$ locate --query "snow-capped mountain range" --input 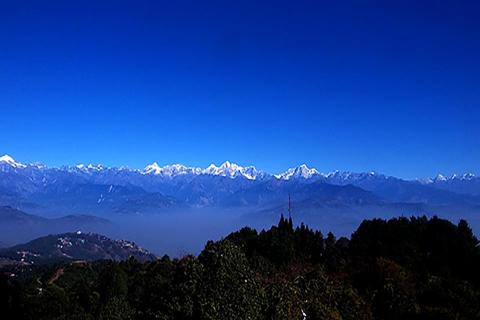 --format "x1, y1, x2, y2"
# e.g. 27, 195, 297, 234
0, 154, 479, 217
418, 173, 478, 184
2, 154, 475, 182
142, 160, 267, 180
